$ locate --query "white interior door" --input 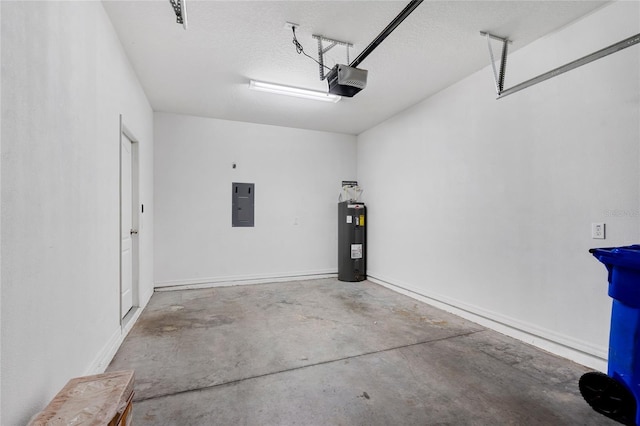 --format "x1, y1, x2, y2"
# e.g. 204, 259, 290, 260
121, 133, 134, 318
